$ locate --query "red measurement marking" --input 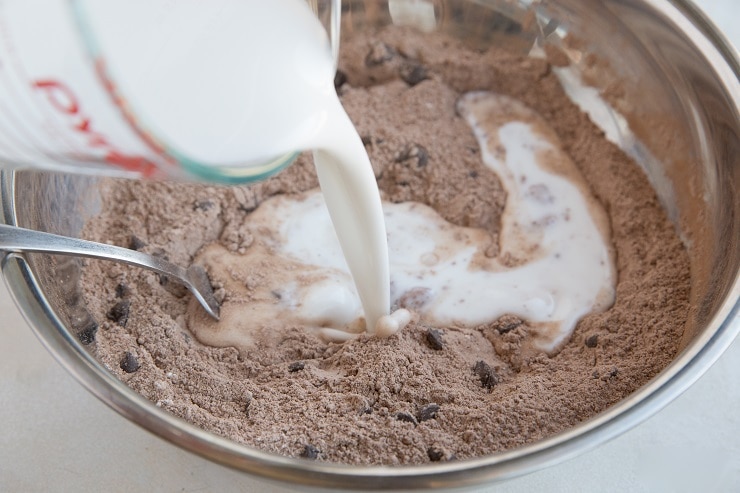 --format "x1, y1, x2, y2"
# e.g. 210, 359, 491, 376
94, 58, 174, 166
32, 79, 79, 114
31, 78, 158, 176
105, 151, 157, 171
